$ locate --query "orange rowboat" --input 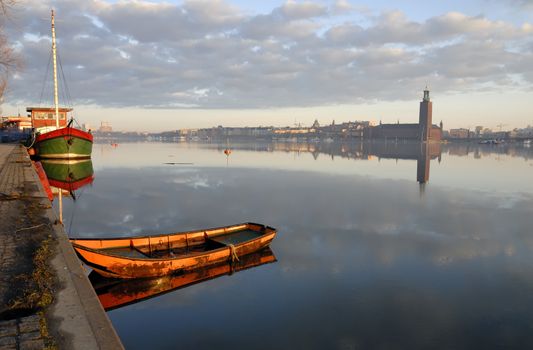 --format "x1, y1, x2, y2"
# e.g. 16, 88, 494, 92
70, 222, 277, 279
90, 248, 277, 311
